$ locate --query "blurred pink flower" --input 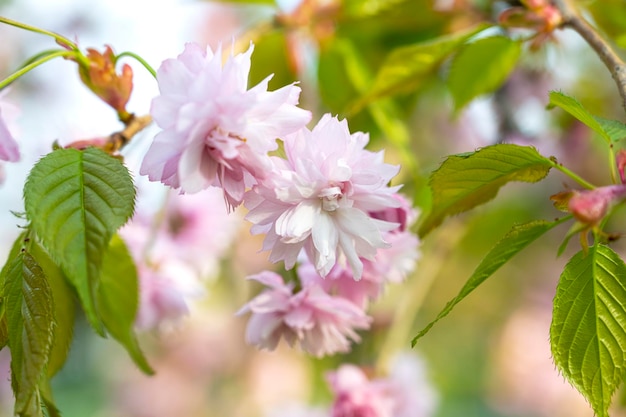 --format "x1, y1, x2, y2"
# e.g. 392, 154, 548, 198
140, 42, 311, 208
0, 95, 19, 163
245, 114, 401, 279
328, 354, 437, 417
134, 261, 195, 330
238, 270, 371, 357
120, 188, 239, 330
